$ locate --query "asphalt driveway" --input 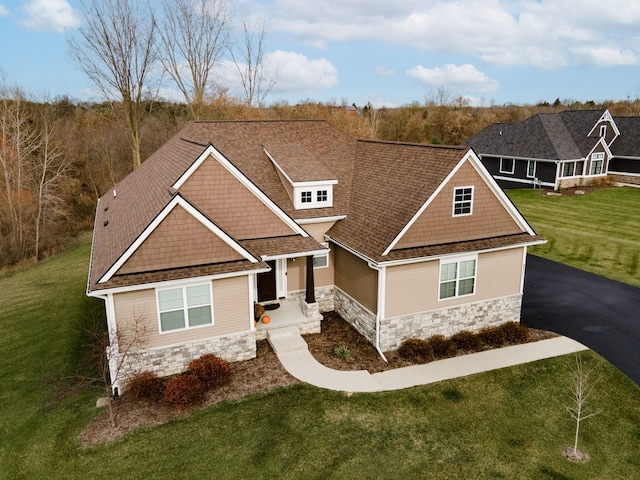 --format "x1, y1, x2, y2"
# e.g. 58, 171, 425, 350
521, 254, 640, 386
